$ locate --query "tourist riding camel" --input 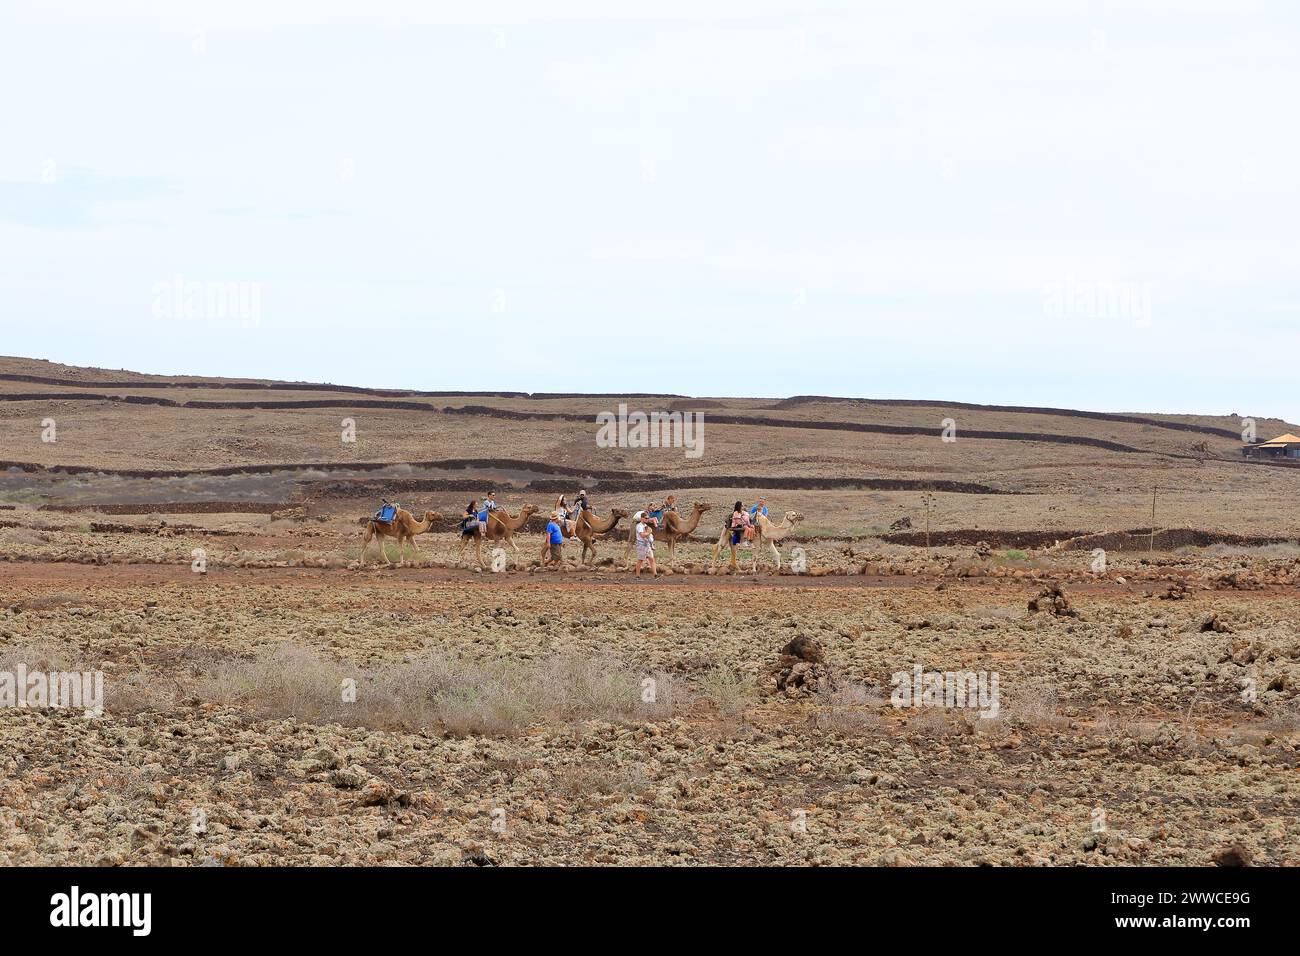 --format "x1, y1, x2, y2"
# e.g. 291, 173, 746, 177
623, 500, 711, 569
456, 500, 487, 567
572, 506, 628, 564
479, 490, 500, 536
711, 501, 752, 574
455, 501, 537, 567
749, 510, 805, 572
360, 505, 441, 567
710, 503, 804, 573
555, 495, 578, 535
